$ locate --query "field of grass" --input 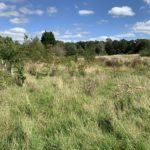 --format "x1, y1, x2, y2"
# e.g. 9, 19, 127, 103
0, 55, 150, 150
